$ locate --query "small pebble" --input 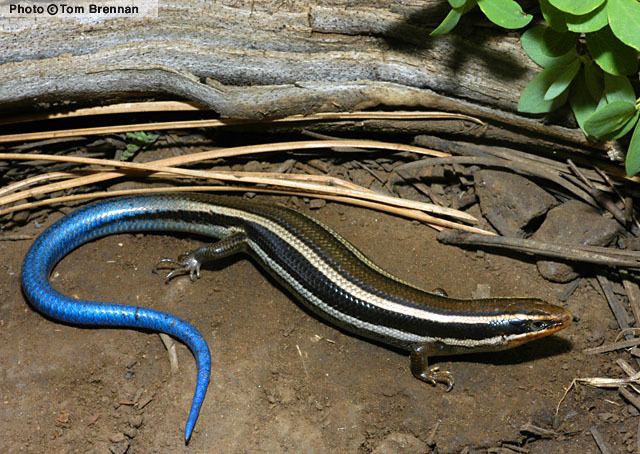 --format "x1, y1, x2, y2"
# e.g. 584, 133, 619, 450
243, 160, 262, 172
123, 427, 138, 439
309, 199, 326, 210
128, 415, 143, 428
109, 440, 129, 454
598, 412, 616, 422
371, 432, 427, 454
109, 433, 126, 443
